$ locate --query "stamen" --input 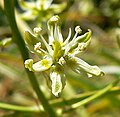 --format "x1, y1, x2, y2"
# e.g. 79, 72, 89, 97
59, 57, 66, 65
49, 16, 59, 23
75, 26, 82, 34
33, 27, 42, 35
63, 28, 71, 45
78, 42, 86, 51
34, 42, 41, 51
40, 35, 53, 55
